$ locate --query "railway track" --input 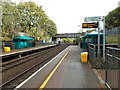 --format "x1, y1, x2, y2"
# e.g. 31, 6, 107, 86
2, 45, 56, 62
1, 44, 69, 89
2, 46, 53, 71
